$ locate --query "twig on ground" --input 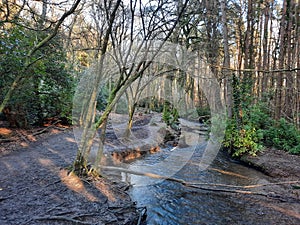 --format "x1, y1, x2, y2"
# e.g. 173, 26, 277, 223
137, 207, 147, 225
15, 130, 29, 143
22, 203, 65, 225
0, 138, 13, 142
0, 187, 29, 202
32, 120, 61, 136
45, 203, 65, 214
0, 194, 16, 202
43, 179, 61, 188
